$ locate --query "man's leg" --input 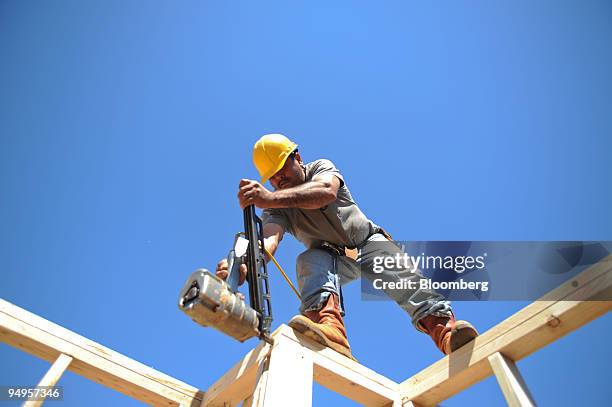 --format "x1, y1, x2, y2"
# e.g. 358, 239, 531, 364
294, 248, 344, 314
288, 248, 357, 361
359, 234, 478, 354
